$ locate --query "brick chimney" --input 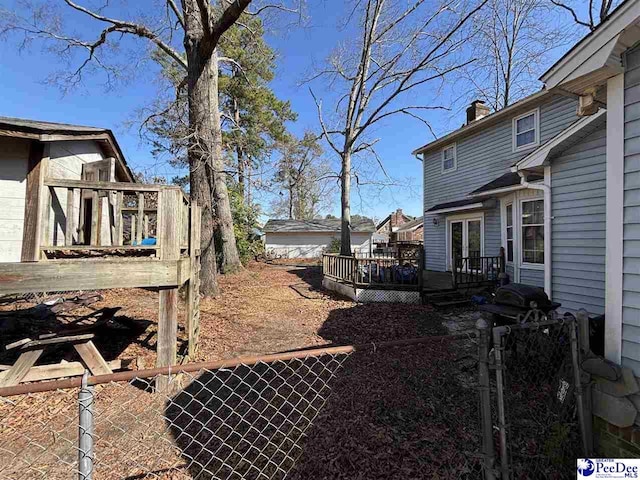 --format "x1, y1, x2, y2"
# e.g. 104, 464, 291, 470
390, 209, 404, 230
466, 100, 491, 124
